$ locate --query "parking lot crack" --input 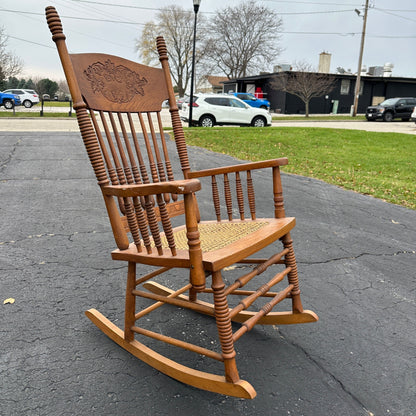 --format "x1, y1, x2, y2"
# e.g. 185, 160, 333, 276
0, 230, 109, 246
299, 250, 415, 265
277, 328, 373, 415
0, 138, 21, 174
